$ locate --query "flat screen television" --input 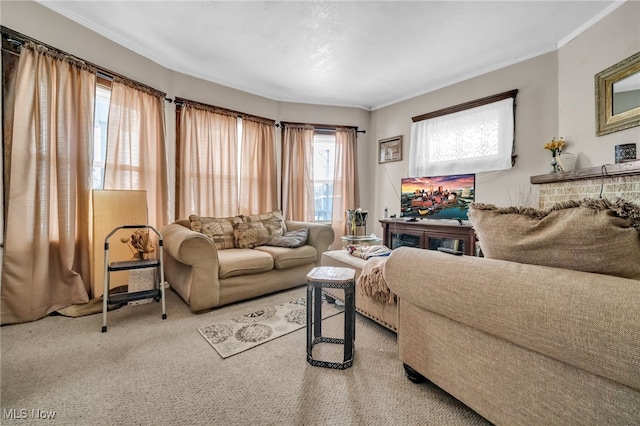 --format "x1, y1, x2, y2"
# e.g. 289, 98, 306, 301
400, 174, 475, 220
